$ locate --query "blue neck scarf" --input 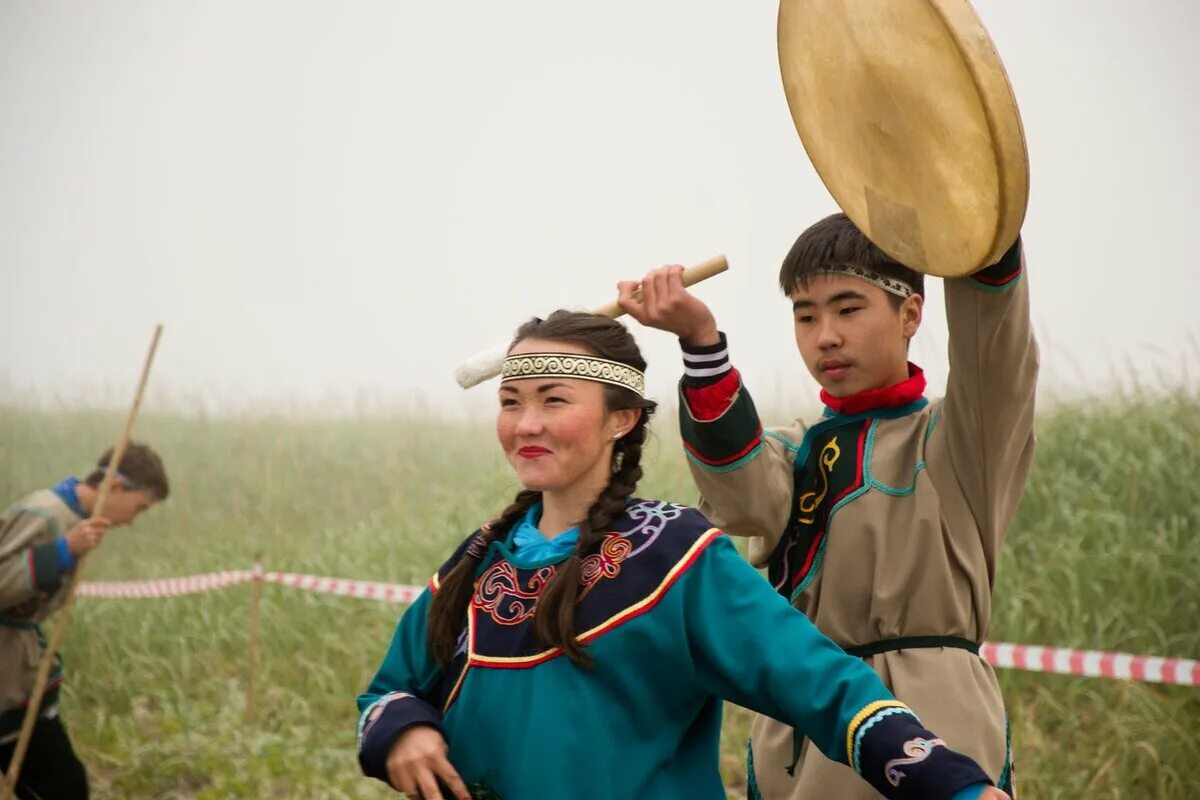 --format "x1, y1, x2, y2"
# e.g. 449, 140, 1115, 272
51, 477, 86, 518
510, 502, 579, 563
